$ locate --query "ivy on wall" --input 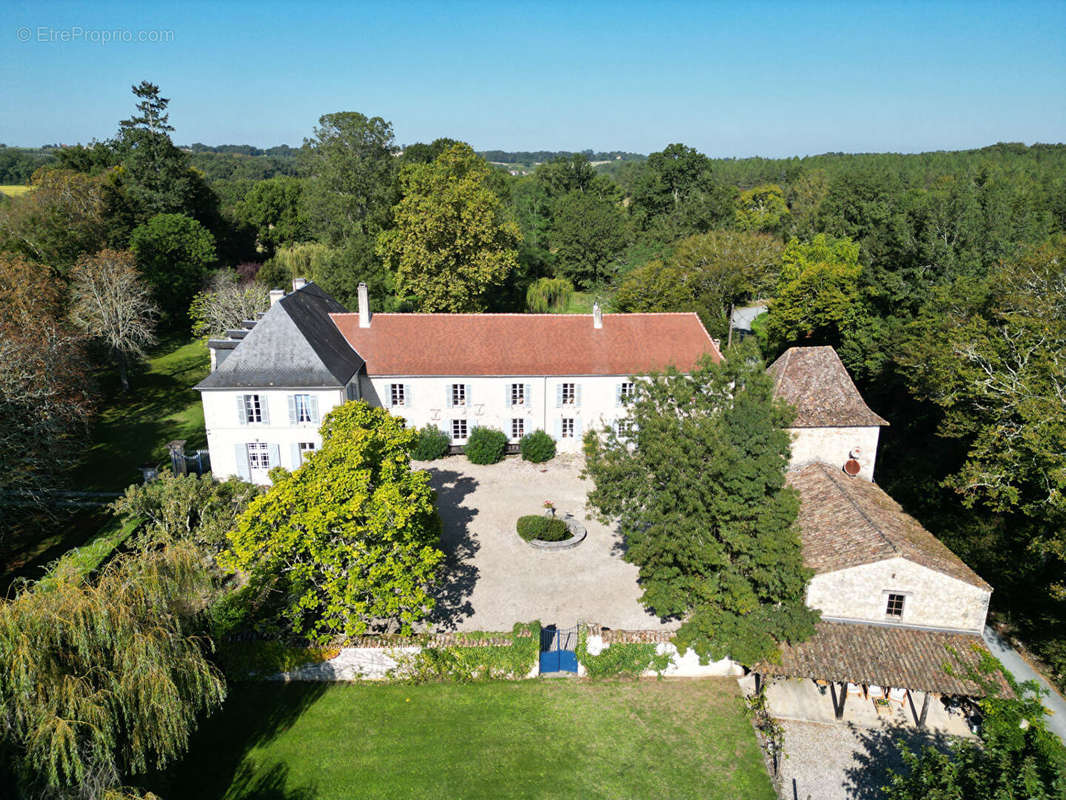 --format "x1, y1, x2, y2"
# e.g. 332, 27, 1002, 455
391, 622, 541, 683
576, 630, 671, 678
